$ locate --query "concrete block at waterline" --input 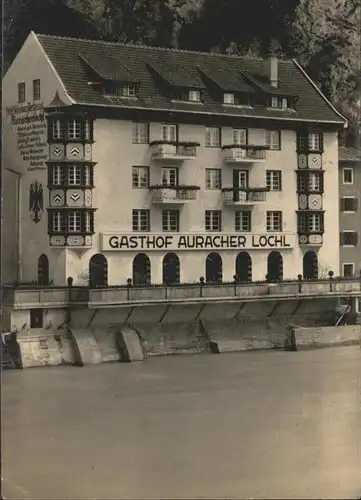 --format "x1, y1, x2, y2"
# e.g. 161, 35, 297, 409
91, 327, 121, 363
131, 322, 209, 356
70, 328, 102, 365
117, 326, 144, 361
17, 330, 72, 368
203, 318, 288, 353
288, 325, 361, 351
